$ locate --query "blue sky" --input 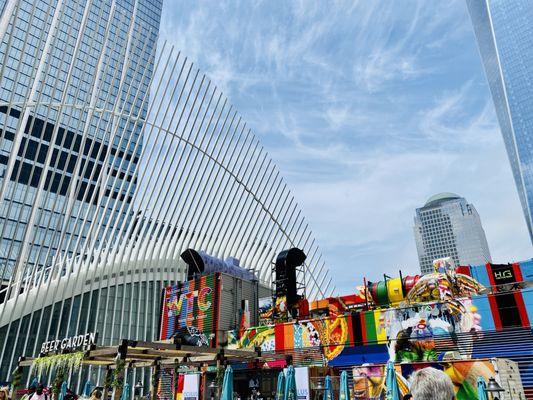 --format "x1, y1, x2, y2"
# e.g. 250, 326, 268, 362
160, 0, 531, 294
